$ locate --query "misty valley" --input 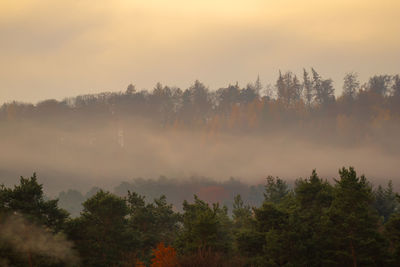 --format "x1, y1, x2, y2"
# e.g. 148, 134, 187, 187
2, 0, 400, 265
1, 70, 400, 266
